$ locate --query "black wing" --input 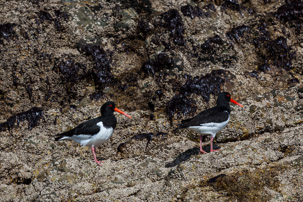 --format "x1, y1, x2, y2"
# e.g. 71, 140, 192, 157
179, 106, 229, 128
55, 117, 101, 140
72, 117, 102, 135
